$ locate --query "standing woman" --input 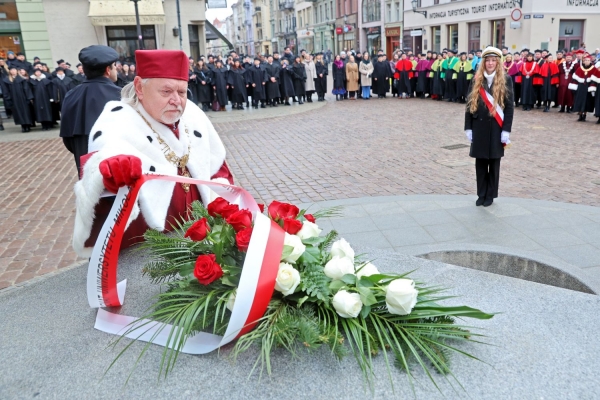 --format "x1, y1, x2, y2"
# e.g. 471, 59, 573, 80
464, 47, 514, 207
345, 55, 359, 99
359, 52, 373, 99
503, 54, 520, 106
195, 60, 212, 111
292, 56, 306, 104
538, 54, 559, 112
430, 53, 445, 101
303, 54, 316, 102
227, 59, 248, 110
331, 55, 346, 100
314, 53, 328, 102
519, 53, 538, 111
